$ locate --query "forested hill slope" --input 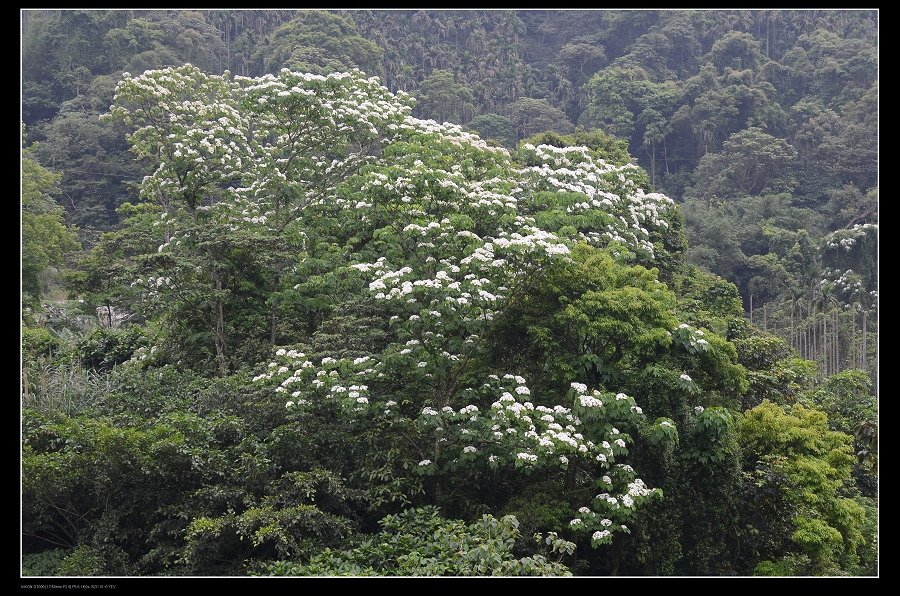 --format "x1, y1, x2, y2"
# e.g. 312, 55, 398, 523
21, 10, 877, 578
